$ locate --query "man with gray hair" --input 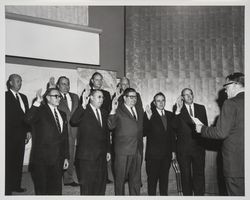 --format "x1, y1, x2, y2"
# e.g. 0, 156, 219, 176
196, 72, 244, 196
5, 74, 31, 195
